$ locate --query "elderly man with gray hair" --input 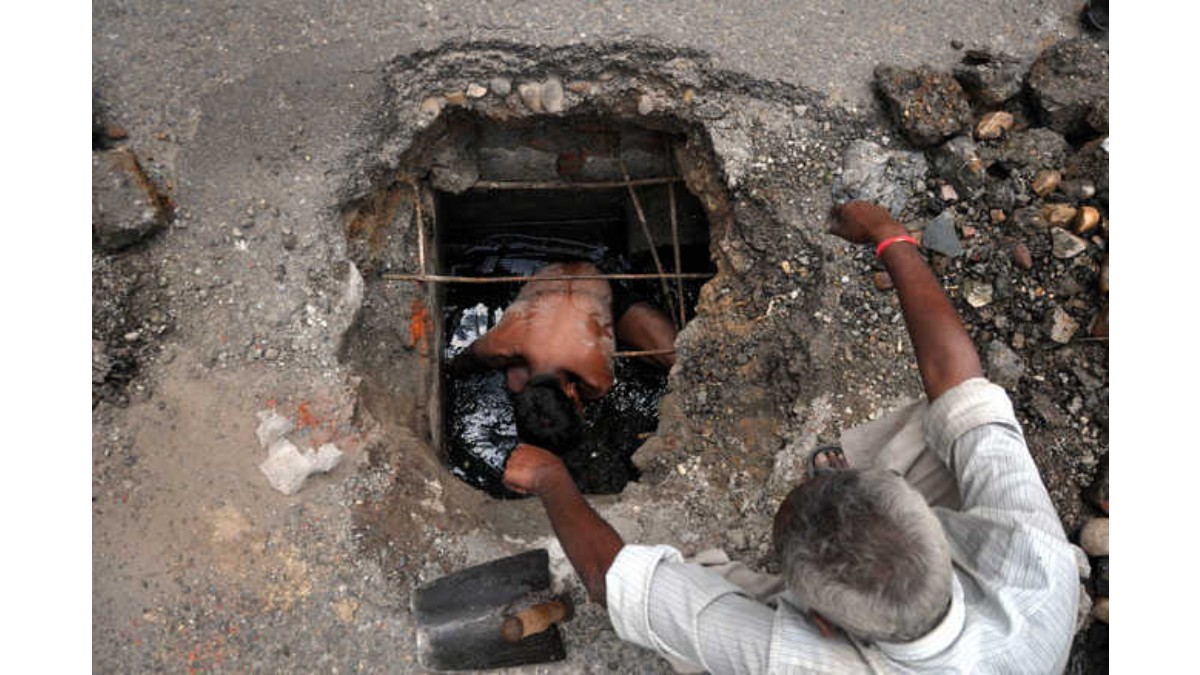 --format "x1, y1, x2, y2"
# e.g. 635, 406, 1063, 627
502, 201, 1079, 673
